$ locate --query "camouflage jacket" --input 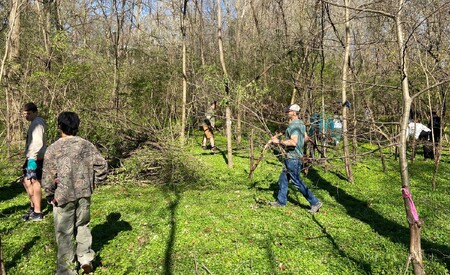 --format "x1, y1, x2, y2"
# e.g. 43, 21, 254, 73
42, 136, 108, 206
